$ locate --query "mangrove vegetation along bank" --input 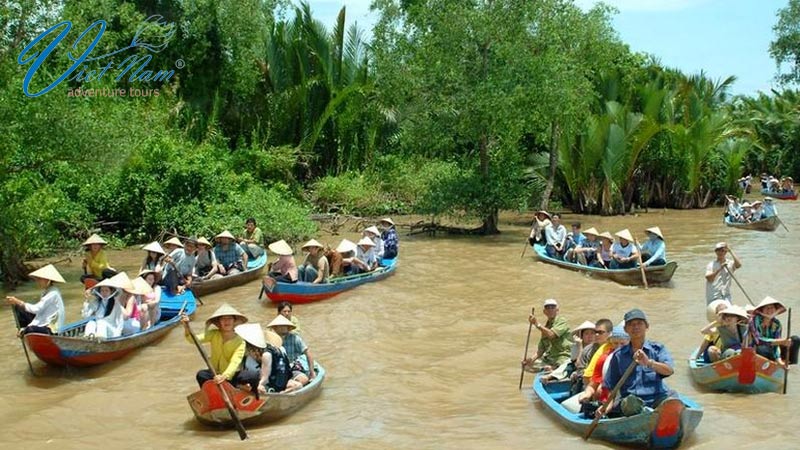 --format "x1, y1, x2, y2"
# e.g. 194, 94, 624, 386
2, 0, 800, 286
